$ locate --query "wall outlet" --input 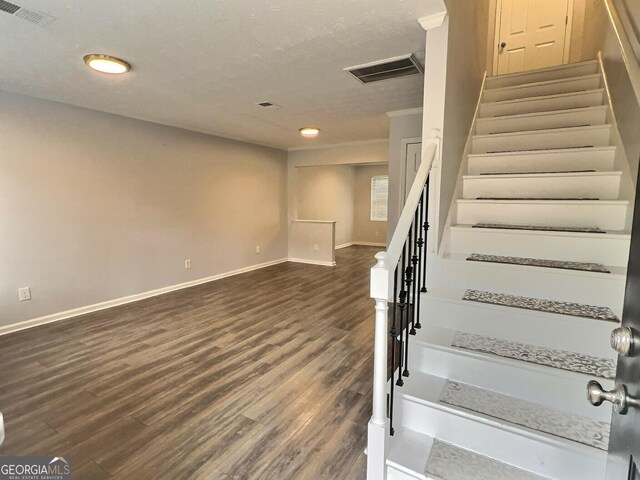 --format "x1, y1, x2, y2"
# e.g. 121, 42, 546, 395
313, 244, 319, 252
18, 287, 31, 302
184, 259, 191, 269
256, 246, 261, 254
375, 230, 379, 237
